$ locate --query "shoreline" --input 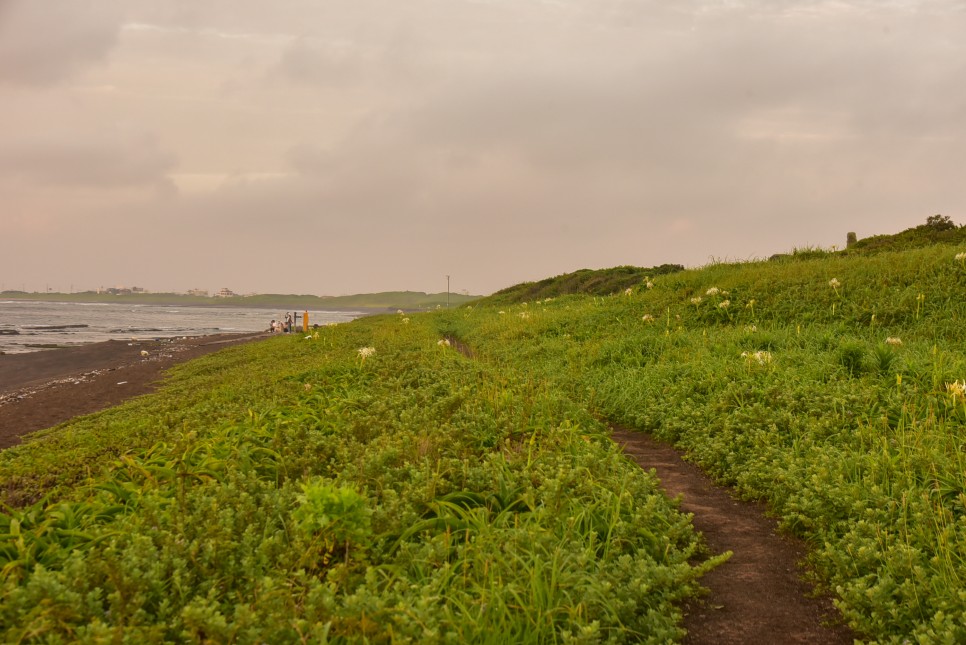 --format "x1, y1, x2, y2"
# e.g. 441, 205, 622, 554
1, 294, 474, 311
0, 331, 270, 449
